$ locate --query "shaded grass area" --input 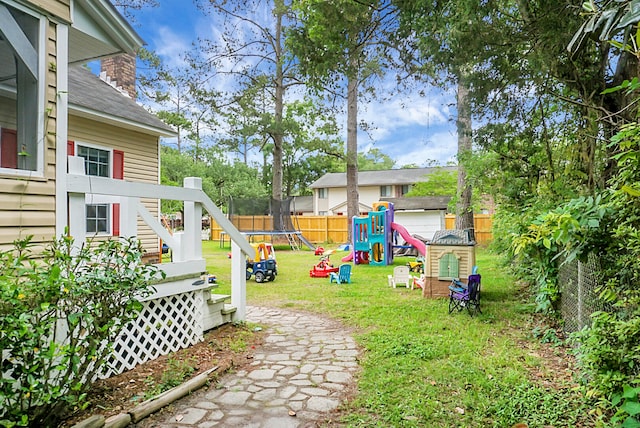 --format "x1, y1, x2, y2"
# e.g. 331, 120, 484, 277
203, 241, 589, 427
